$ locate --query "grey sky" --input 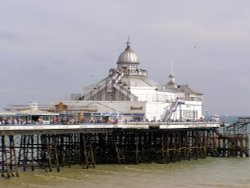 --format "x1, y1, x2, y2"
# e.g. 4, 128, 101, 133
0, 0, 250, 115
